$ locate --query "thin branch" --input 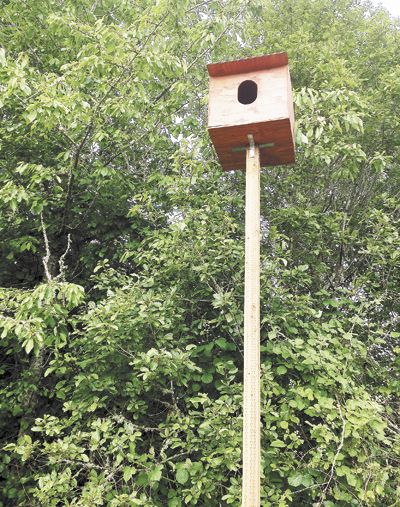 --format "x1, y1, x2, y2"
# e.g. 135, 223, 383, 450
316, 400, 347, 507
40, 212, 52, 282
57, 234, 72, 281
153, 11, 239, 104
102, 7, 244, 167
92, 13, 170, 114
61, 121, 94, 233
